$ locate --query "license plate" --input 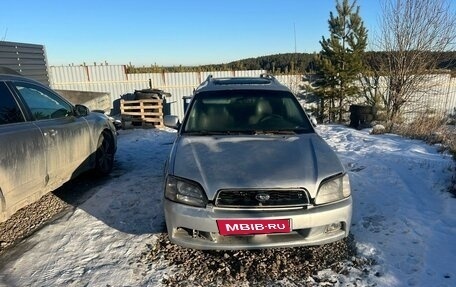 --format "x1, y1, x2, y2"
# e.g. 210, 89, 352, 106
217, 219, 291, 236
